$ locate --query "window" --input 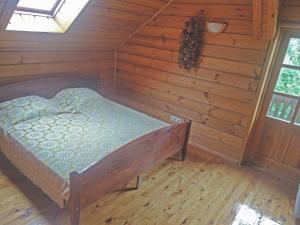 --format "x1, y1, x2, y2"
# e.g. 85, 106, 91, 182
16, 0, 63, 16
267, 38, 300, 125
6, 0, 90, 33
